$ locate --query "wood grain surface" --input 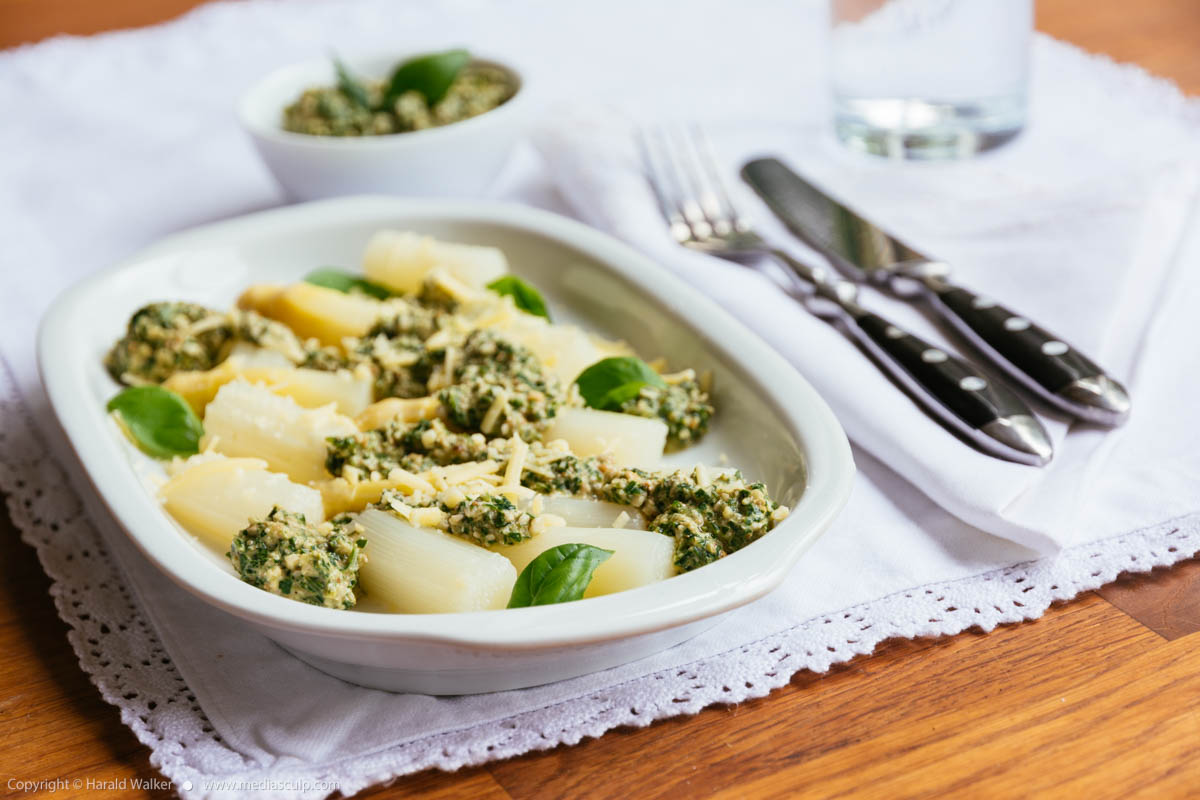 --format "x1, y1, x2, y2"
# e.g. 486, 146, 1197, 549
3, 1, 1200, 798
